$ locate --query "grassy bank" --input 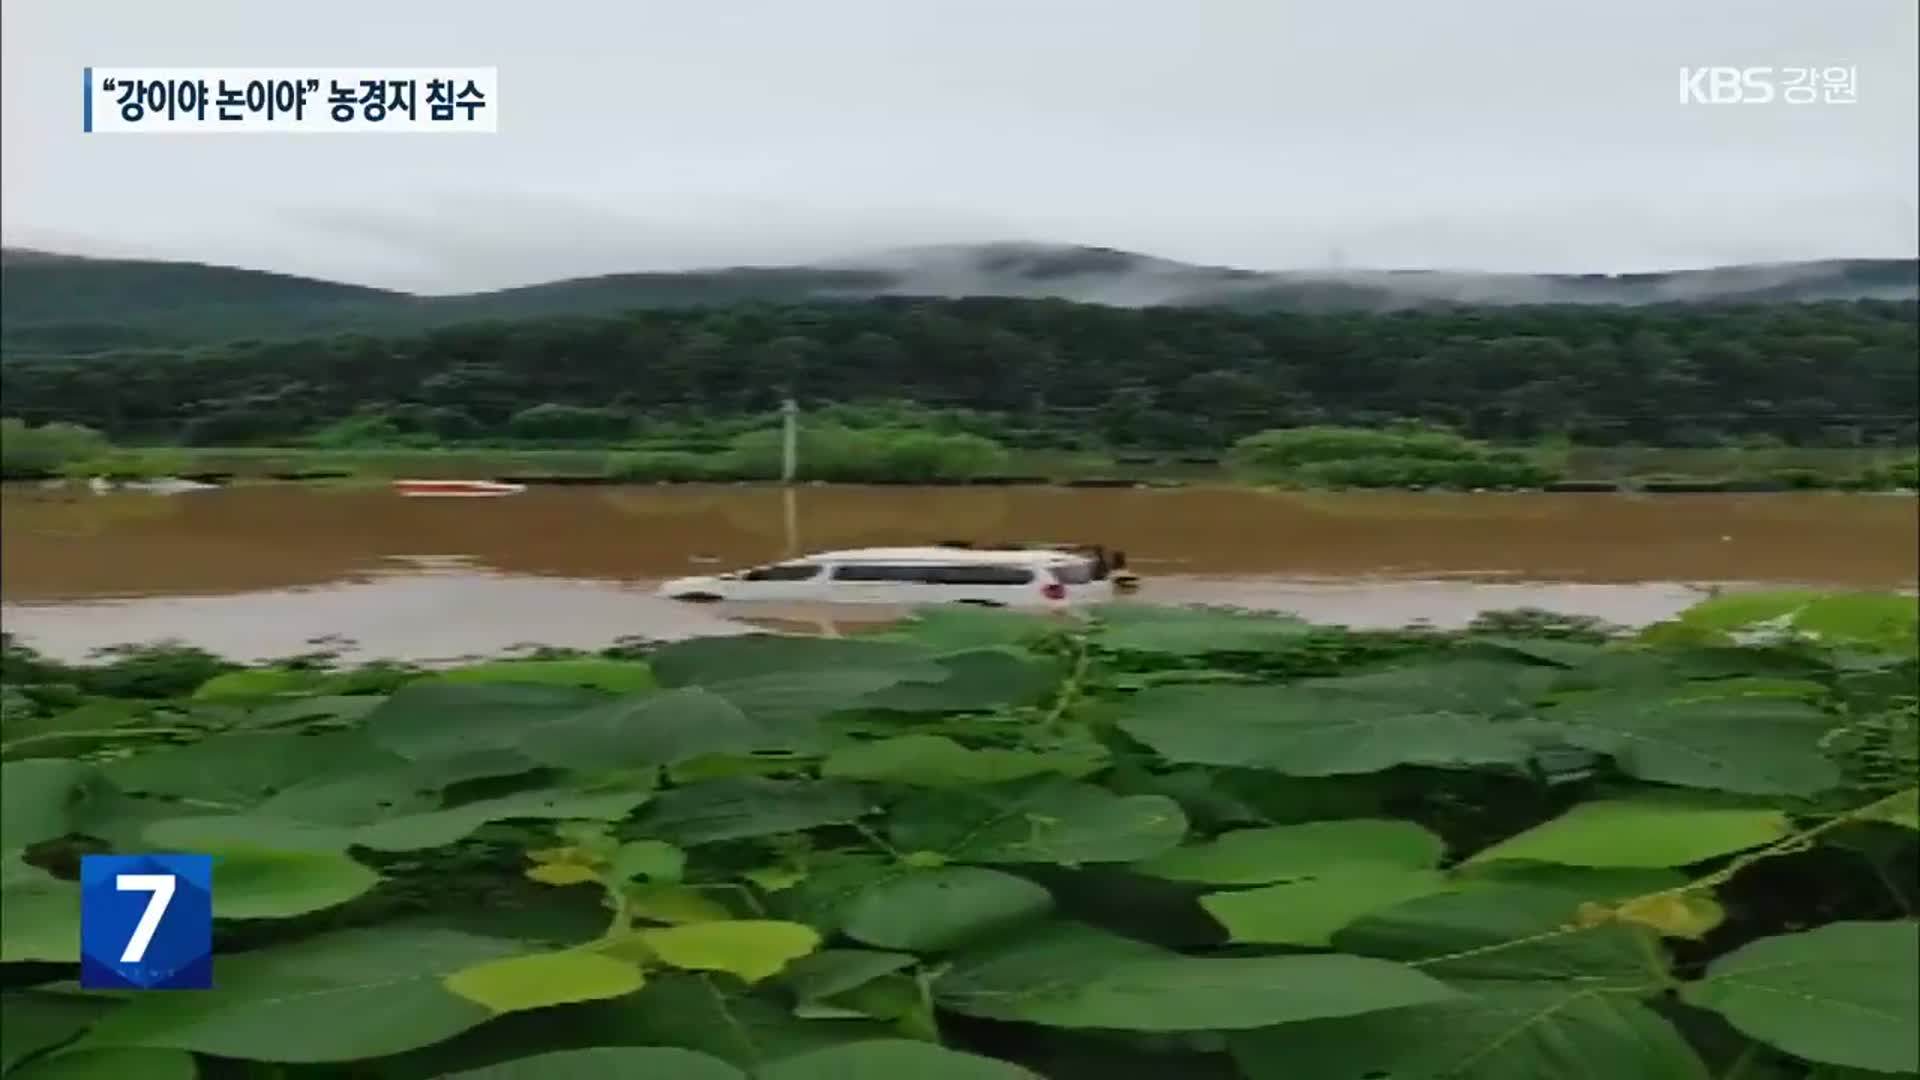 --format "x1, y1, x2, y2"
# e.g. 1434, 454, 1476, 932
1, 593, 1915, 1079
5, 417, 1915, 490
